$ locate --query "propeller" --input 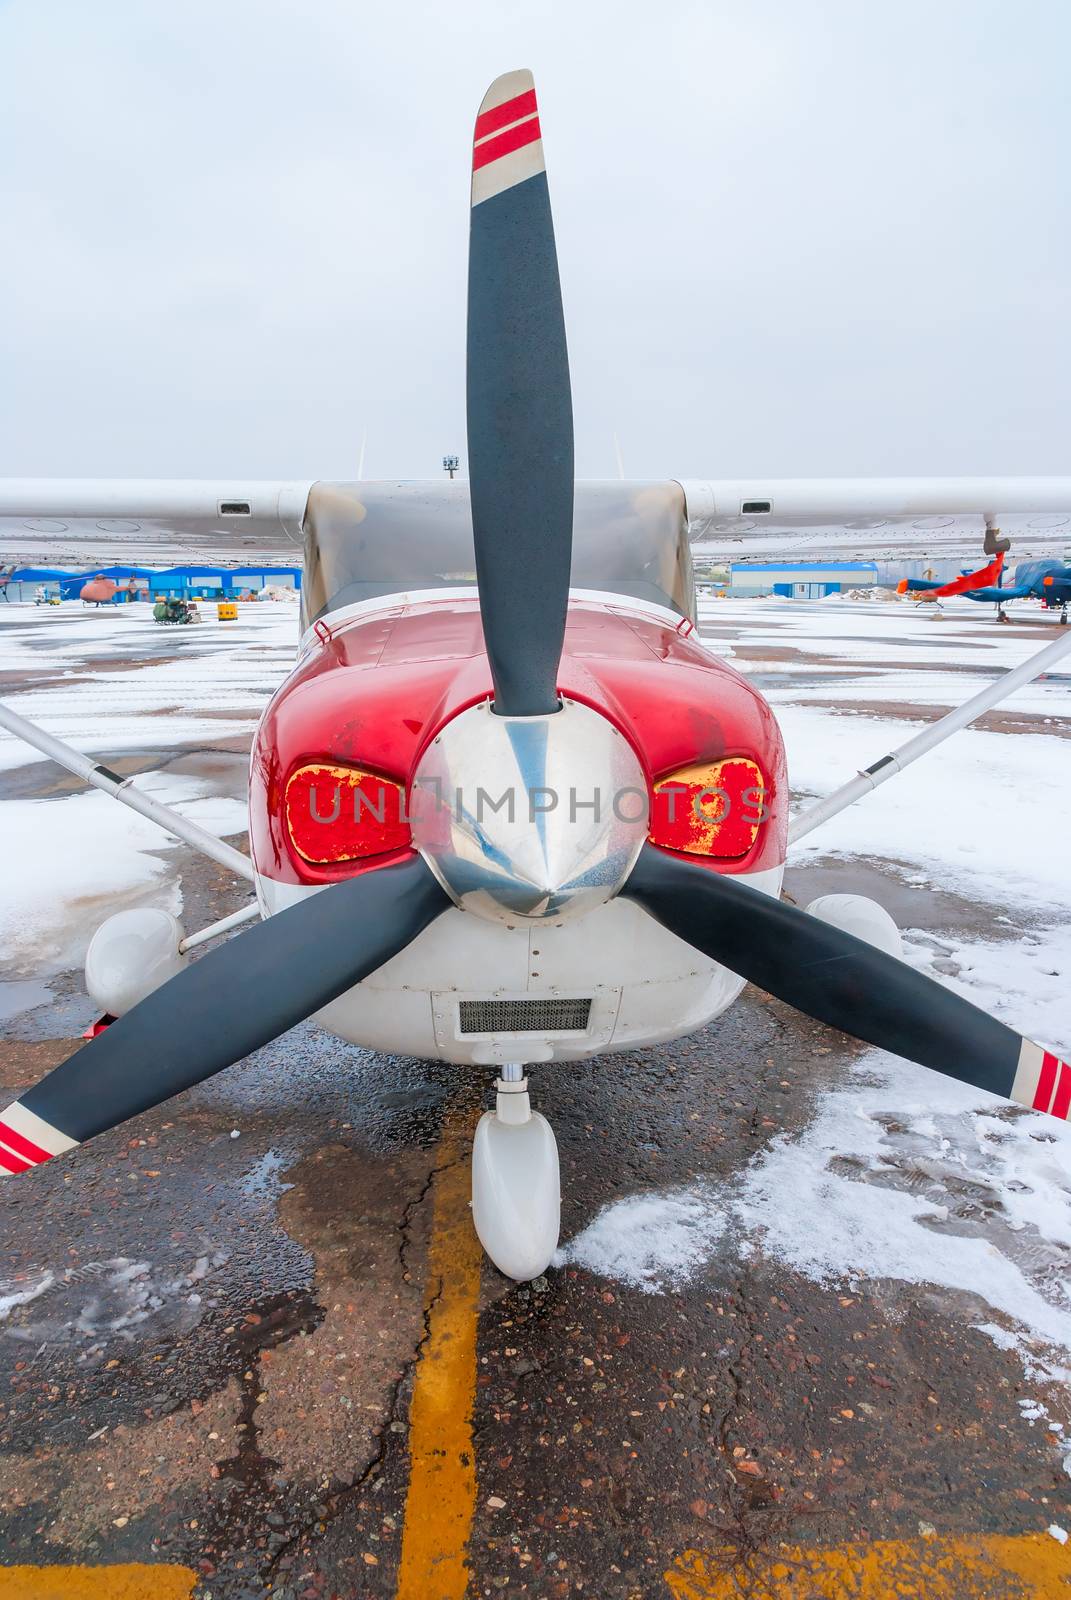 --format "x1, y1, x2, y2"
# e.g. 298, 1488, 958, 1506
466, 69, 574, 717
1, 67, 576, 1180
0, 857, 449, 1176
624, 843, 1070, 1120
